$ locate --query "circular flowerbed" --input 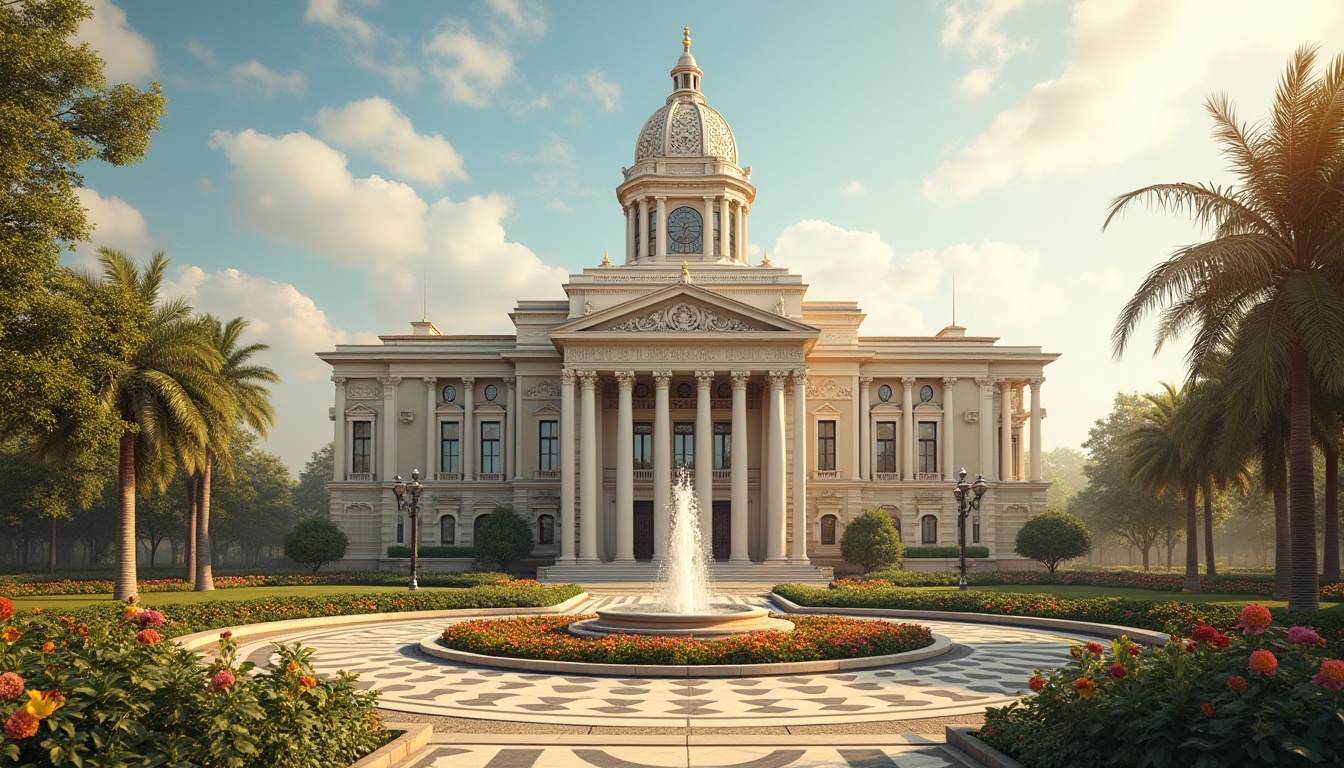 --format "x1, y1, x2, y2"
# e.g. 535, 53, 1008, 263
438, 613, 933, 665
